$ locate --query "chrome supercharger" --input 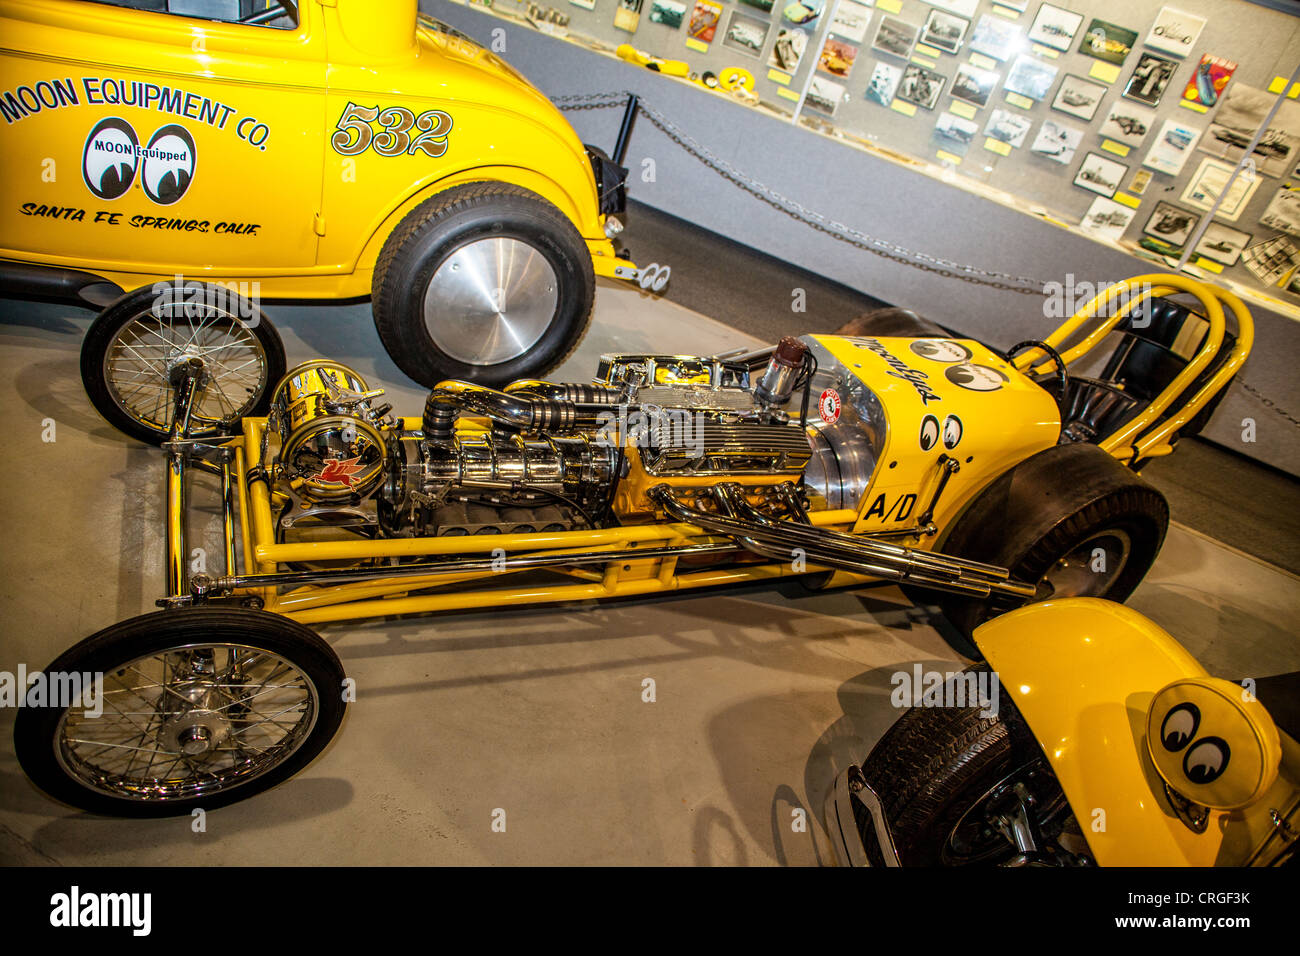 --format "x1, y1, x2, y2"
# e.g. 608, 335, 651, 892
267, 360, 391, 510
